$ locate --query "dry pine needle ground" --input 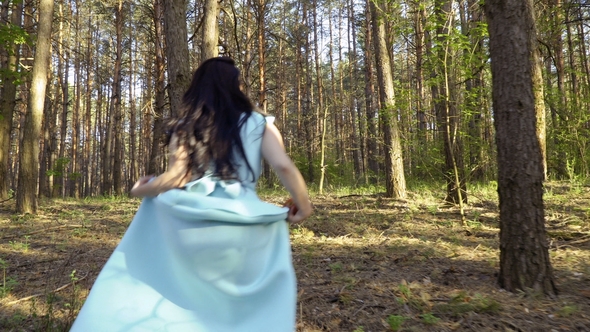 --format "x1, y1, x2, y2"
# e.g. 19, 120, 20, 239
1, 182, 589, 331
